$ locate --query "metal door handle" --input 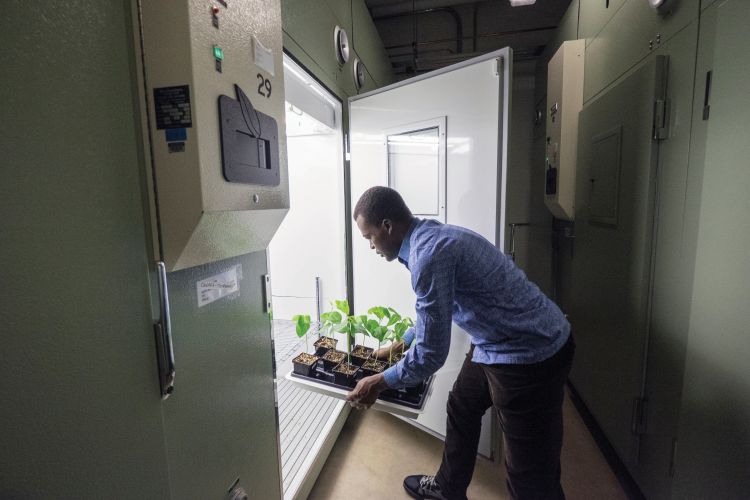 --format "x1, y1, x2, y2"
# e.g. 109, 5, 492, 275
508, 222, 530, 261
155, 261, 175, 399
